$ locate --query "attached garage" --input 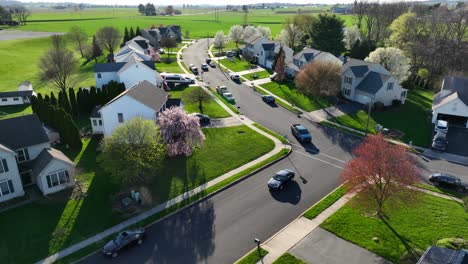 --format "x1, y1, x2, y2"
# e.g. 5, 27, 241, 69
432, 76, 468, 128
